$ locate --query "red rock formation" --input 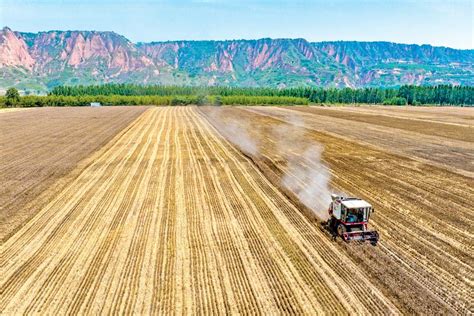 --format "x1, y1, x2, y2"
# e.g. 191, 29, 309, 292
0, 27, 34, 69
